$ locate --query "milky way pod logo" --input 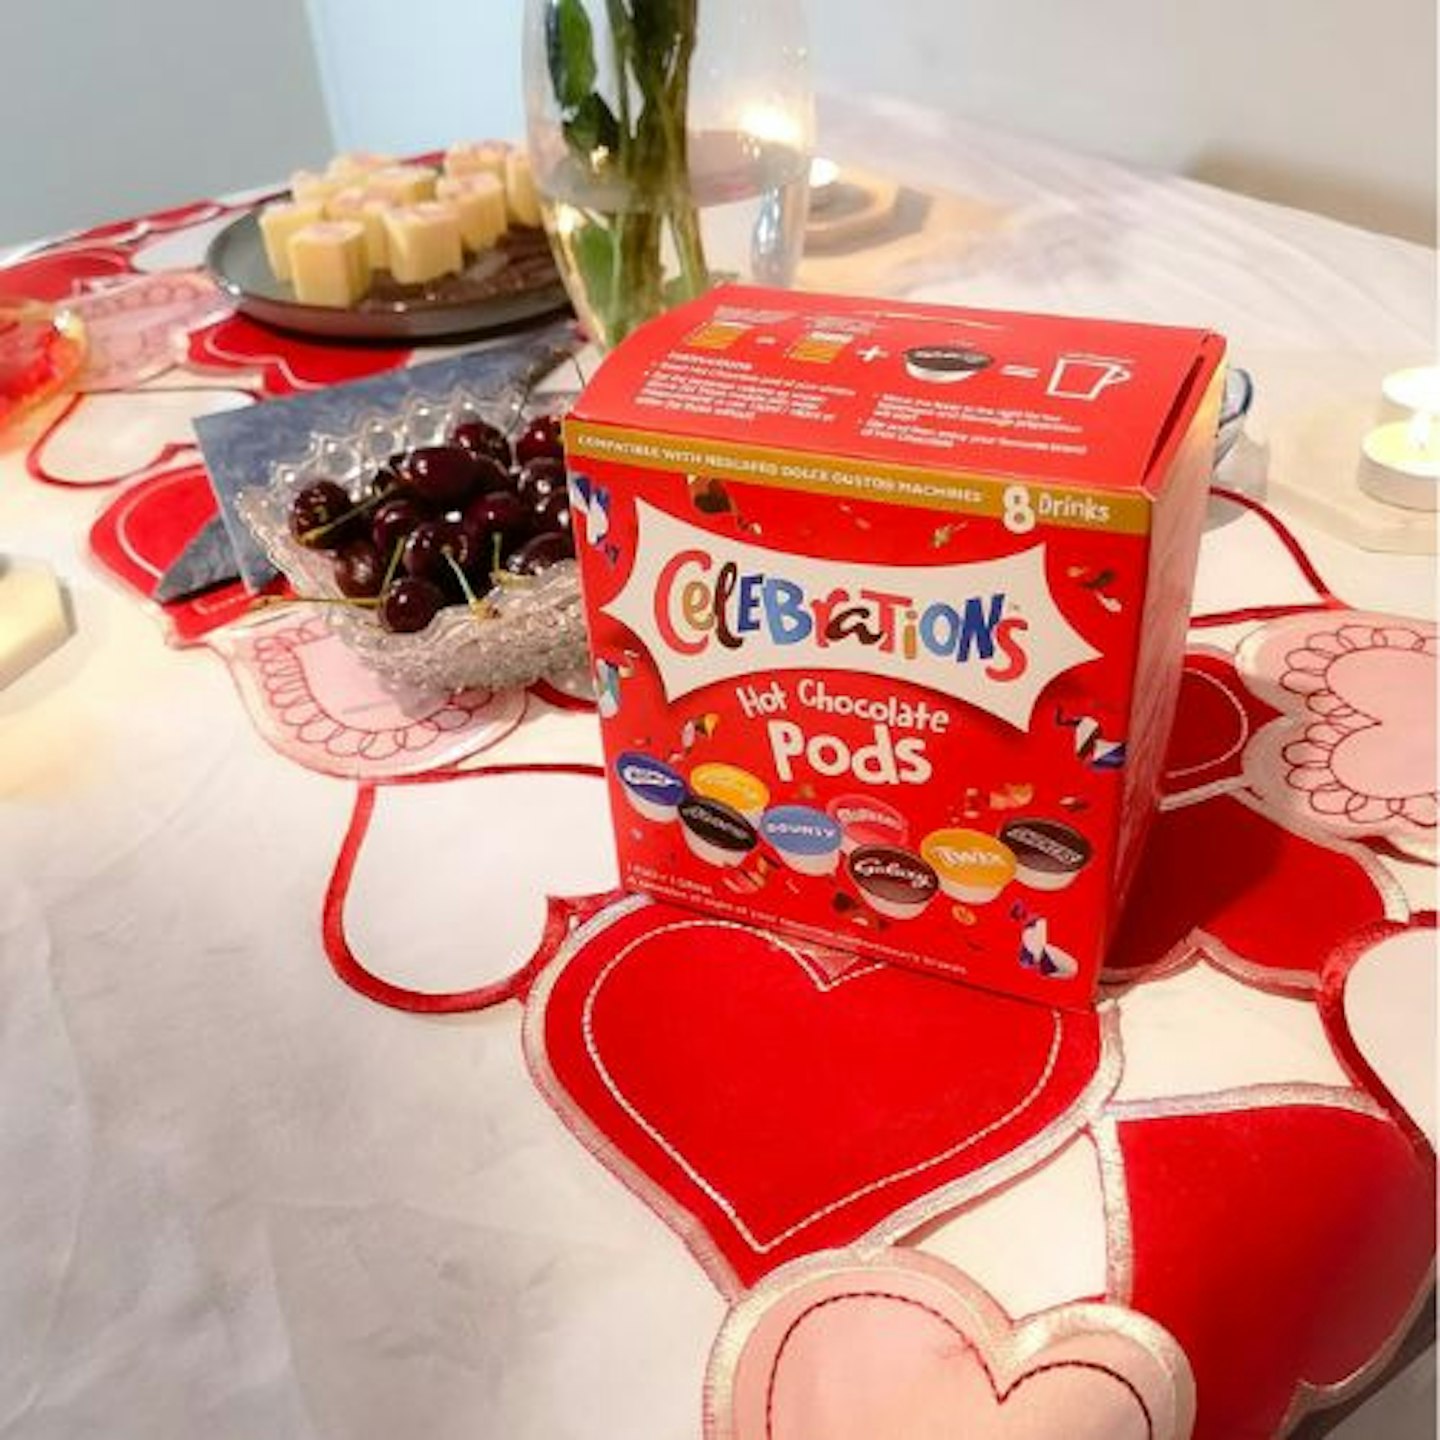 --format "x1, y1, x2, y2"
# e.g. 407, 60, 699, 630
603, 501, 1100, 728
